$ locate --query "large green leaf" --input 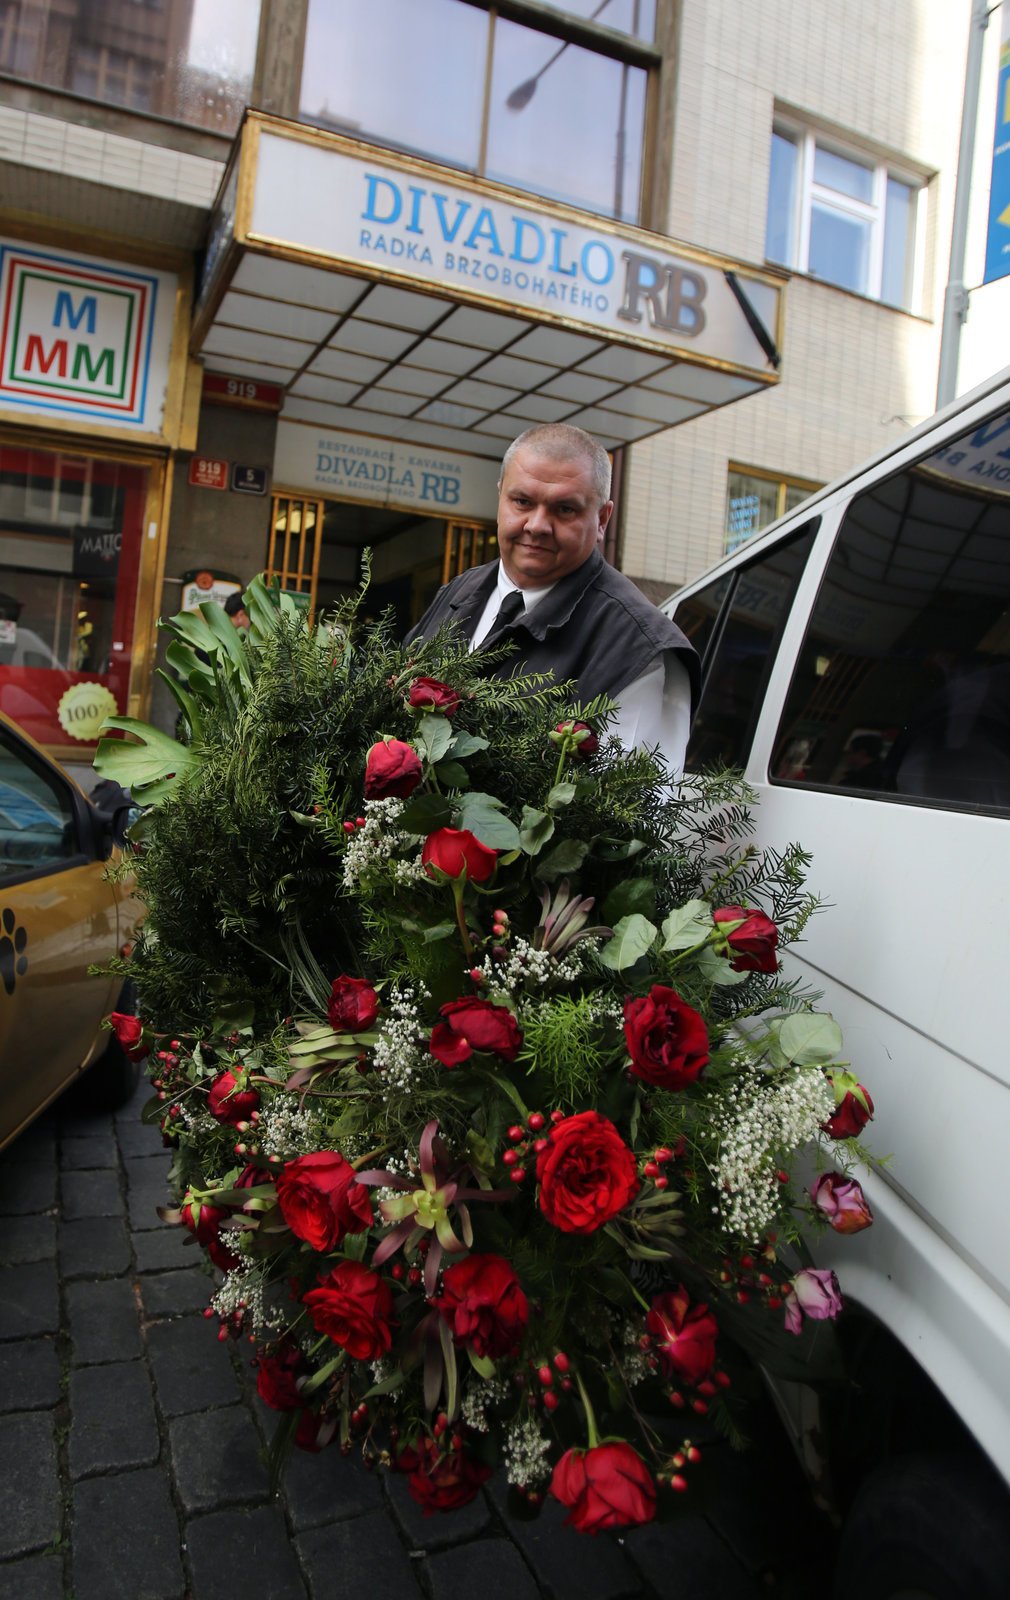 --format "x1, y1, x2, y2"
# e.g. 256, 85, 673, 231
695, 944, 749, 987
154, 667, 204, 742
94, 718, 198, 803
457, 791, 520, 850
598, 913, 657, 971
418, 713, 452, 765
777, 1011, 843, 1065
660, 899, 712, 951
448, 731, 489, 759
602, 877, 656, 924
519, 805, 555, 856
399, 792, 453, 834
534, 838, 590, 881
